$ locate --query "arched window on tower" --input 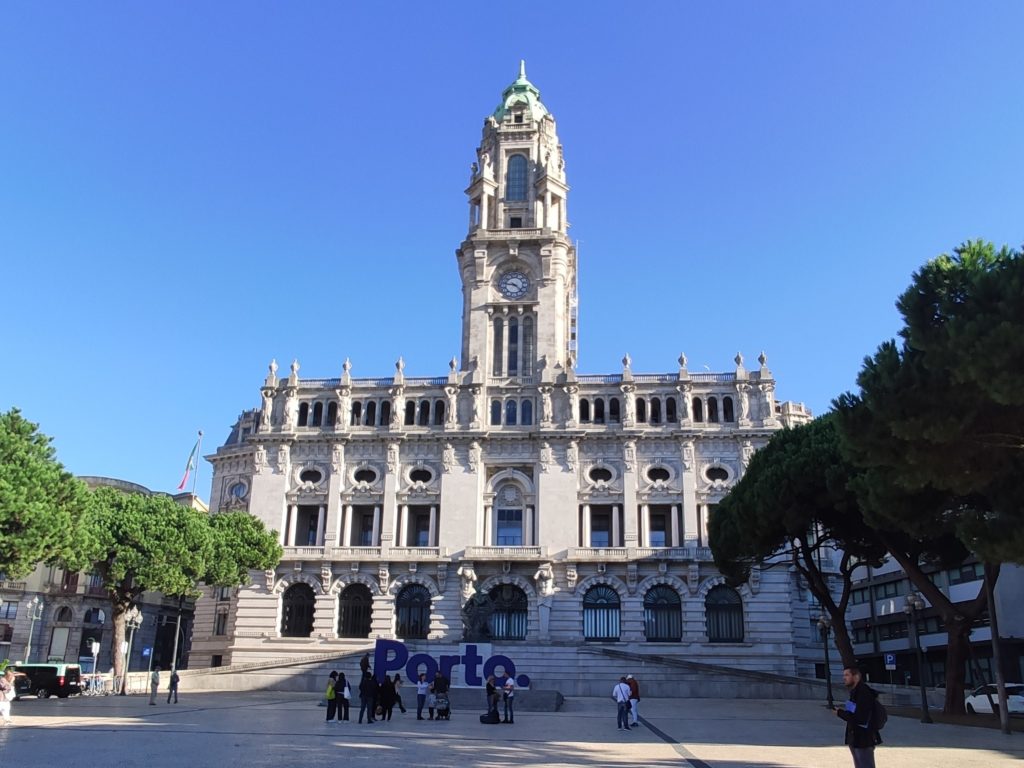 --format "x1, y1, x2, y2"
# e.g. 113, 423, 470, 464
507, 317, 519, 376
311, 402, 323, 427
280, 583, 315, 638
707, 397, 719, 423
491, 400, 502, 426
636, 398, 647, 423
351, 401, 362, 426
609, 398, 621, 423
723, 396, 735, 422
506, 154, 528, 202
493, 317, 504, 377
583, 585, 621, 641
594, 398, 605, 424
650, 397, 662, 425
327, 402, 338, 426
521, 399, 533, 425
298, 402, 309, 427
365, 401, 377, 426
692, 397, 703, 423
405, 400, 416, 426
380, 401, 391, 426
418, 400, 430, 427
433, 401, 445, 426
666, 397, 677, 423
580, 399, 591, 423
522, 316, 534, 377
506, 399, 518, 426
